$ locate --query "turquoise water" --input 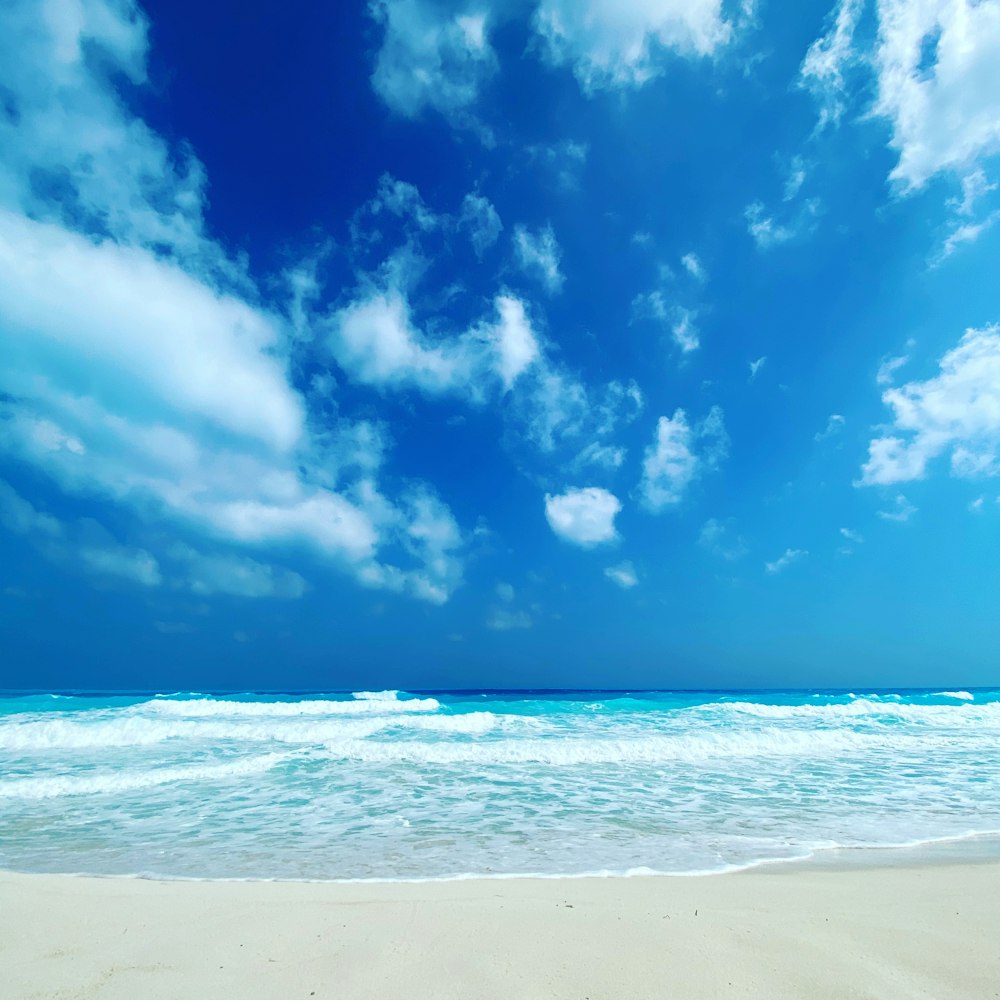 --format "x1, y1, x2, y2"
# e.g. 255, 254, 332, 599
2, 688, 1000, 880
